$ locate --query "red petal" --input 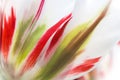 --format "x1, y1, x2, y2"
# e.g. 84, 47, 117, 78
2, 7, 16, 60
64, 57, 101, 75
22, 13, 72, 72
31, 0, 45, 26
69, 65, 94, 74
45, 17, 71, 59
83, 57, 101, 65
